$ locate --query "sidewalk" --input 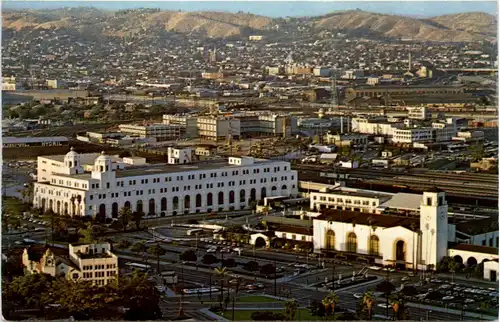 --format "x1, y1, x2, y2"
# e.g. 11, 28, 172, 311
436, 273, 499, 286
406, 302, 497, 320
